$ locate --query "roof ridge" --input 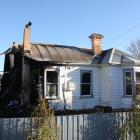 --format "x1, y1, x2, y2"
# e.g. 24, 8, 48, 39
31, 42, 84, 49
